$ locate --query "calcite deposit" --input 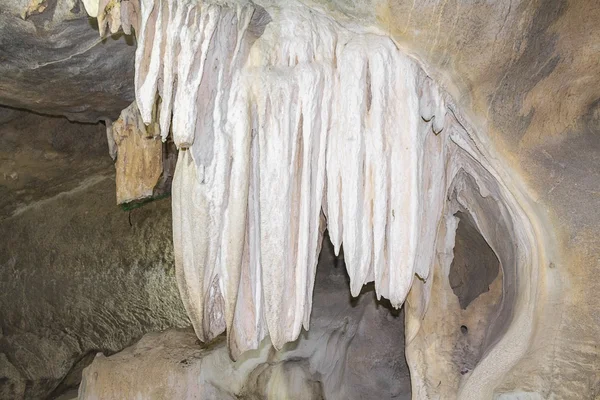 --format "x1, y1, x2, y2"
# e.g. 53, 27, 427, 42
1, 0, 599, 398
